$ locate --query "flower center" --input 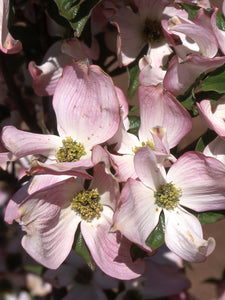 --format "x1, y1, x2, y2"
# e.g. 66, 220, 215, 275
56, 137, 86, 162
142, 18, 164, 43
154, 182, 181, 210
133, 140, 155, 154
74, 265, 93, 285
71, 189, 103, 222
